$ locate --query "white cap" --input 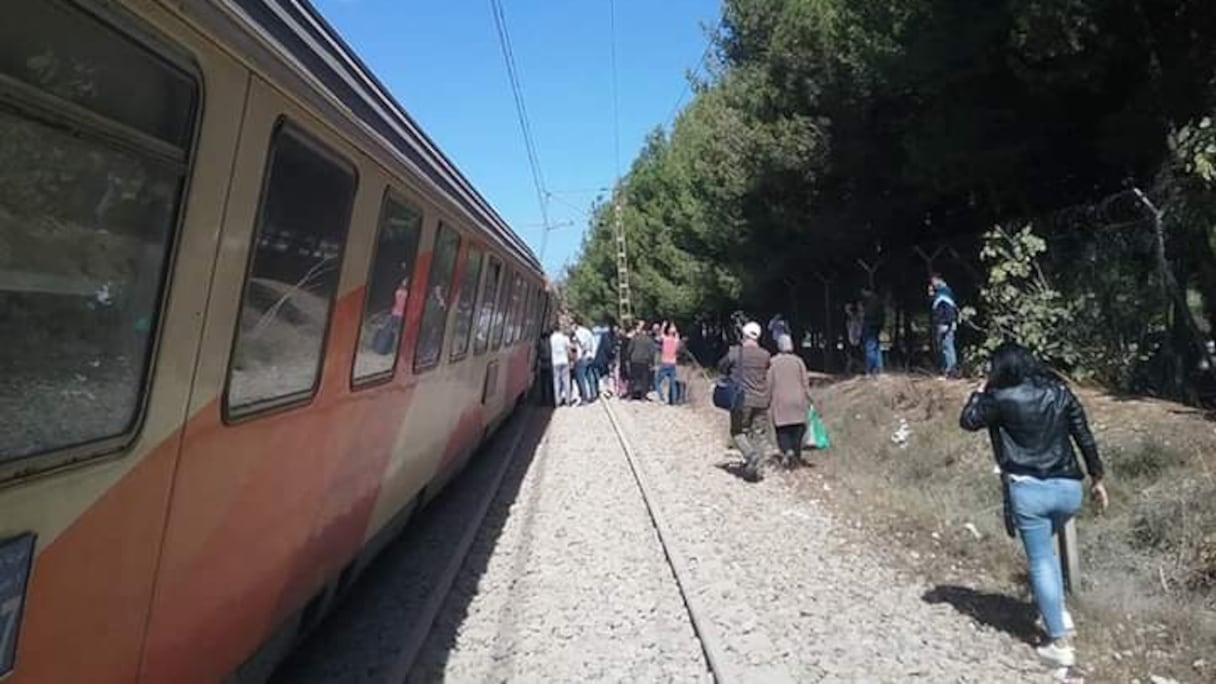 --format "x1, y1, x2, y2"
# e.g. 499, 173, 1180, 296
743, 322, 762, 340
